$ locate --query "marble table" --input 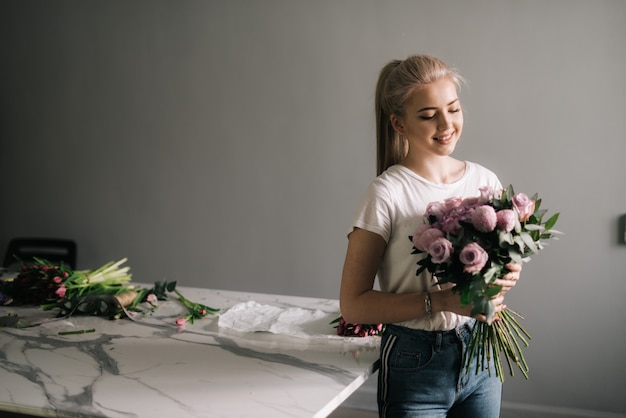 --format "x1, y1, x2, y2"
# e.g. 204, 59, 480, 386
0, 287, 380, 417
